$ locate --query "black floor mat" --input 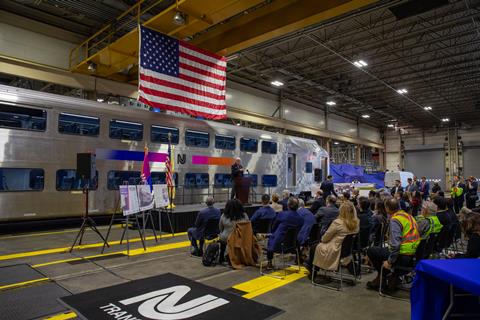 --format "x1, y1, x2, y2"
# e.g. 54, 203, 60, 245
61, 273, 282, 320
0, 281, 71, 320
0, 264, 47, 287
